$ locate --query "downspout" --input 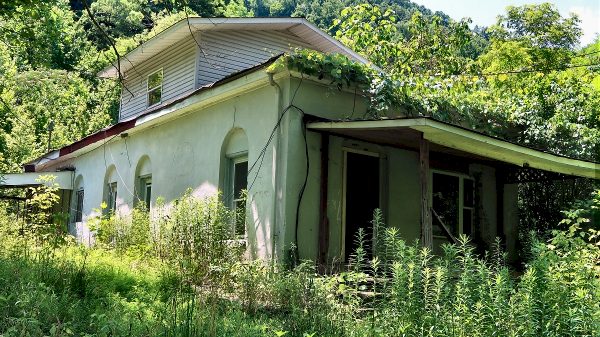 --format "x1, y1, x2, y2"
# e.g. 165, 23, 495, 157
269, 72, 283, 264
